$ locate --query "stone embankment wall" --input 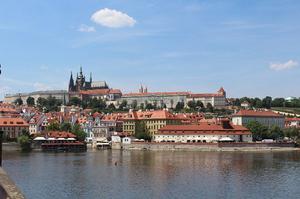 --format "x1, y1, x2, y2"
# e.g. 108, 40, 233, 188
115, 142, 296, 151
2, 143, 21, 151
0, 168, 25, 199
